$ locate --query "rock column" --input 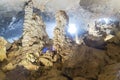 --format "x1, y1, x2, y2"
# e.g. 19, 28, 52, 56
53, 10, 72, 62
